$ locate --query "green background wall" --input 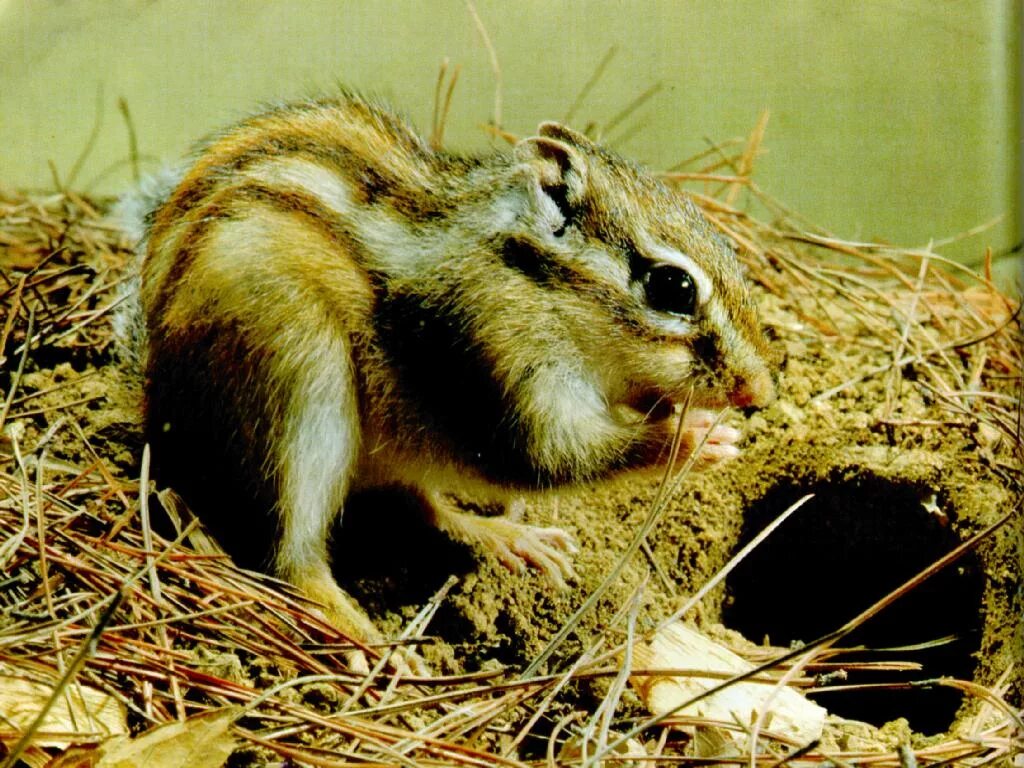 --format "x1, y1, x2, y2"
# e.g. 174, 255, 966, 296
1, 1, 1019, 280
